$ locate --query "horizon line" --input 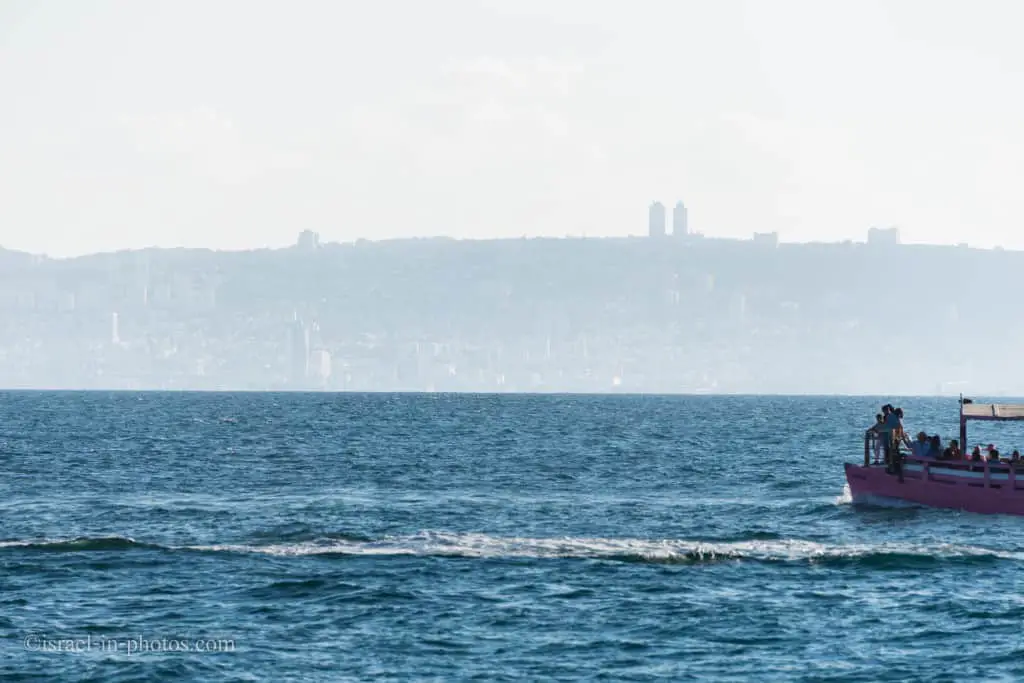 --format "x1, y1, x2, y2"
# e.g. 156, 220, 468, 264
0, 233, 1004, 262
0, 388, 1015, 399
